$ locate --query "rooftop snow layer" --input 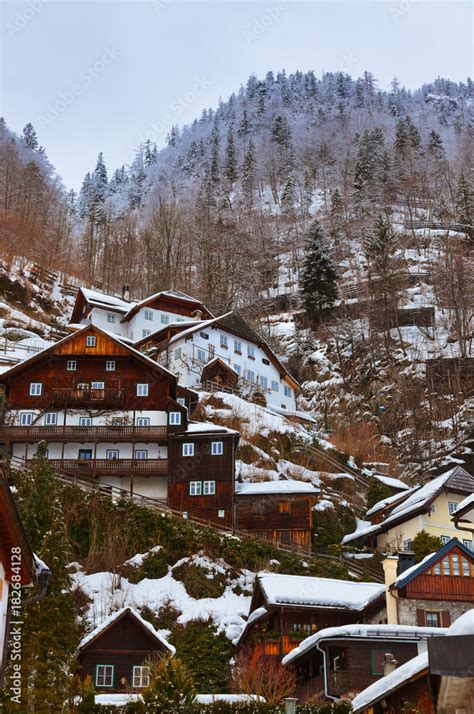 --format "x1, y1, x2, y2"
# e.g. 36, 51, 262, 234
257, 573, 384, 609
373, 473, 410, 491
78, 606, 175, 654
235, 480, 318, 496
351, 652, 428, 712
